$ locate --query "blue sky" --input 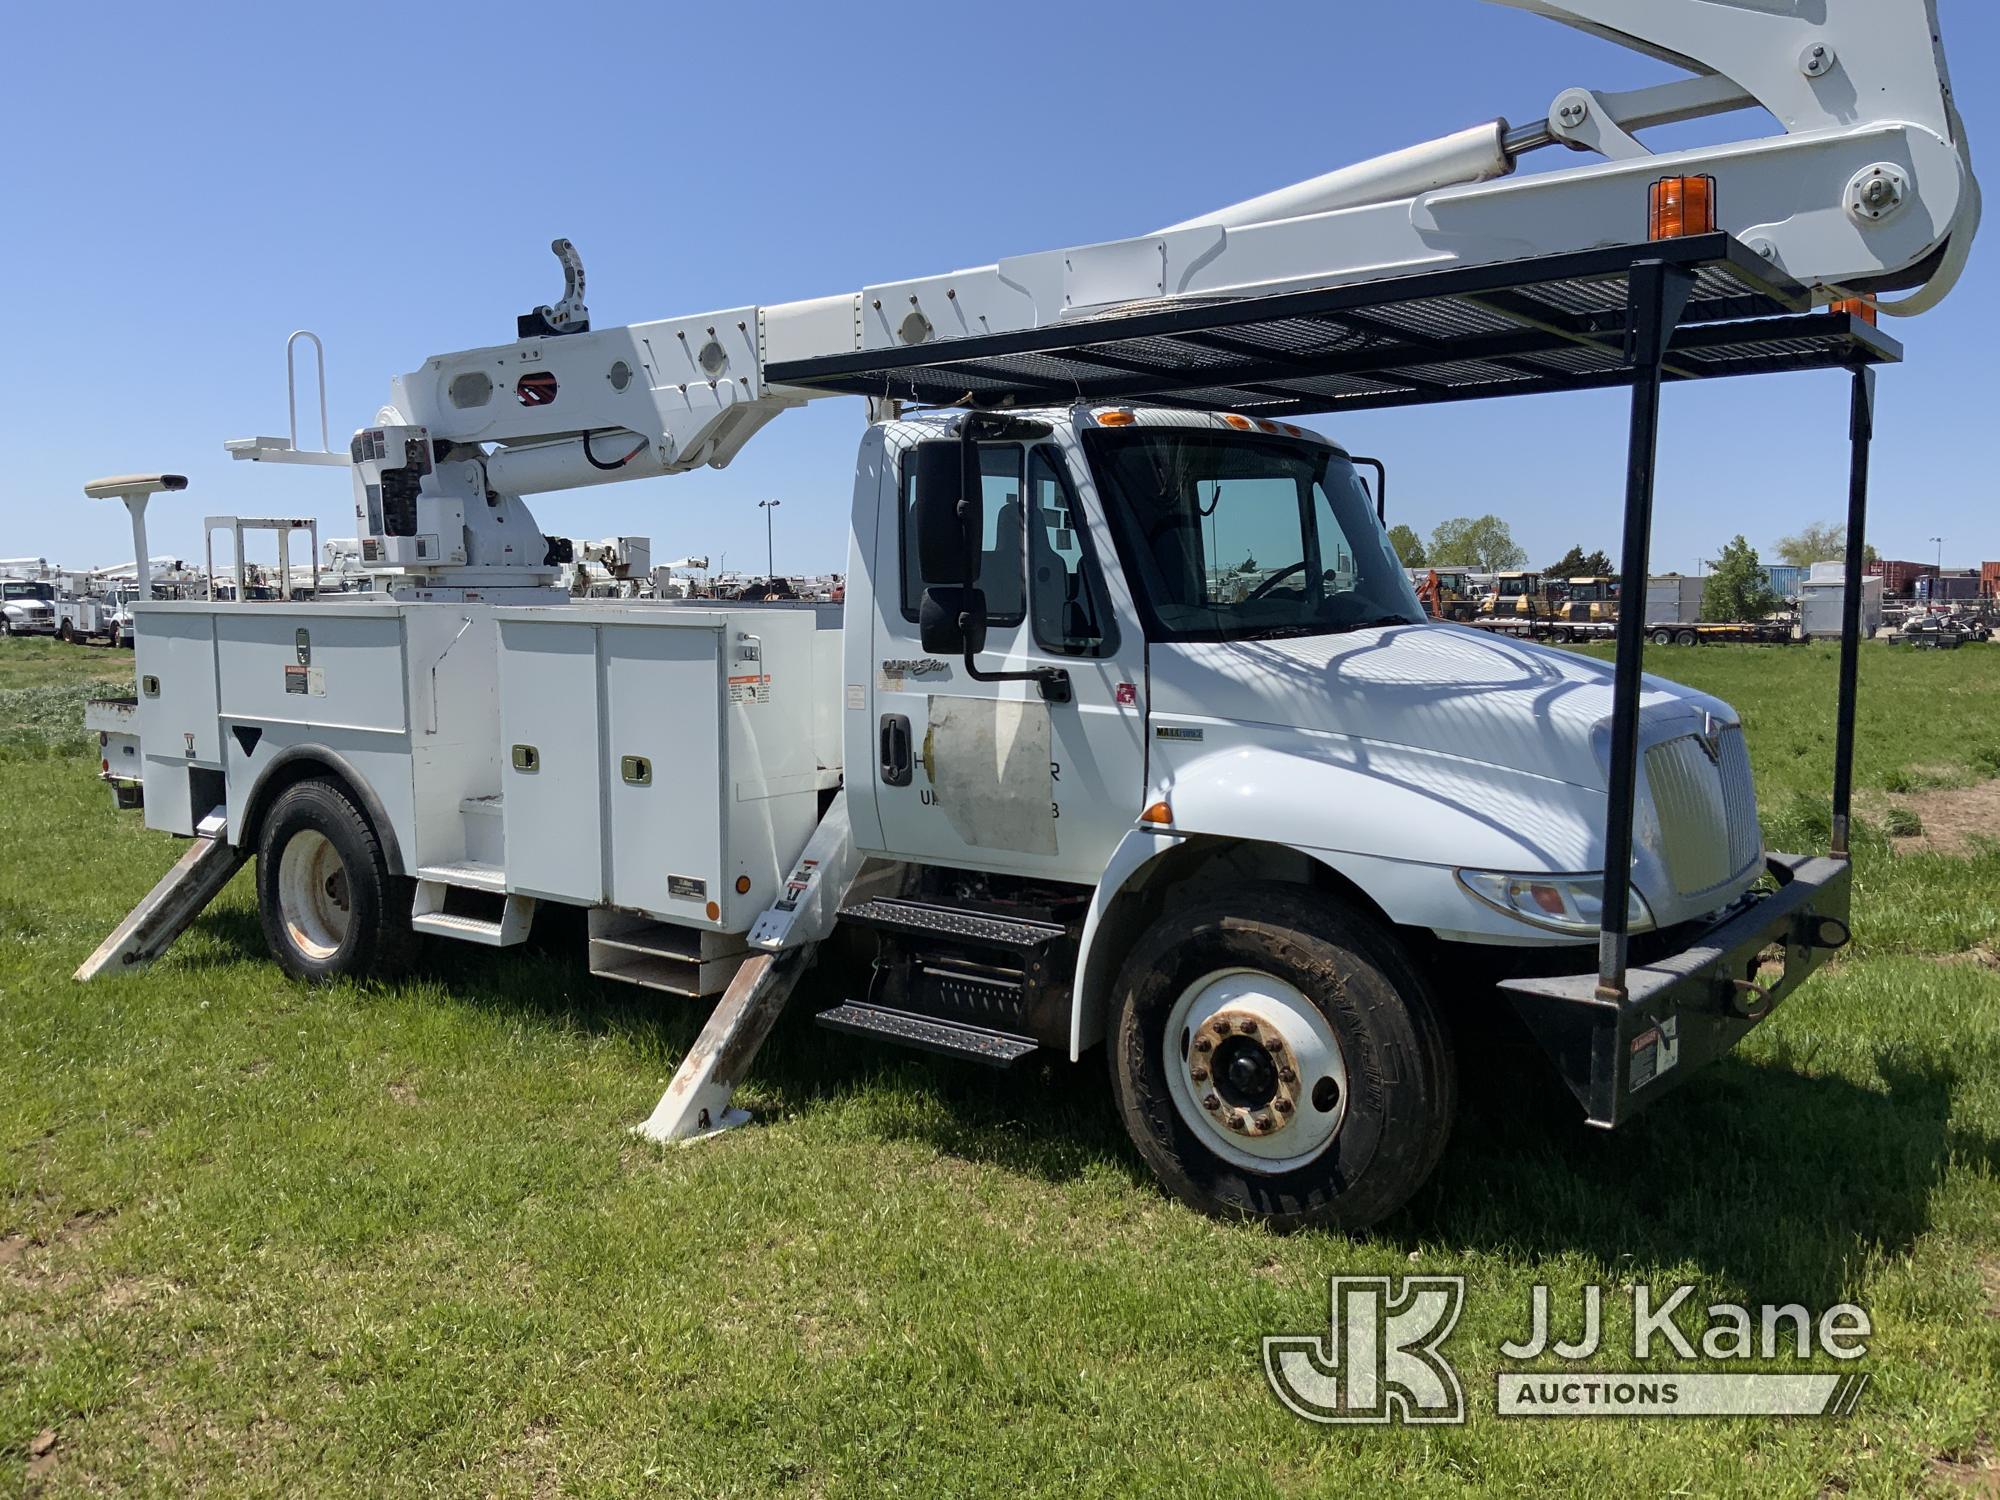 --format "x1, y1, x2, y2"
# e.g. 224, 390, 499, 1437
3, 0, 1993, 578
